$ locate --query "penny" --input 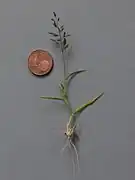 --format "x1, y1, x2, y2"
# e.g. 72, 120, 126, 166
28, 49, 54, 76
